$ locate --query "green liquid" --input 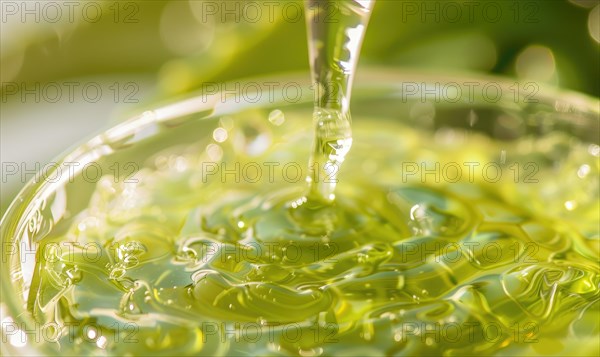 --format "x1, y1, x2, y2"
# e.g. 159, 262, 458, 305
27, 110, 599, 355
